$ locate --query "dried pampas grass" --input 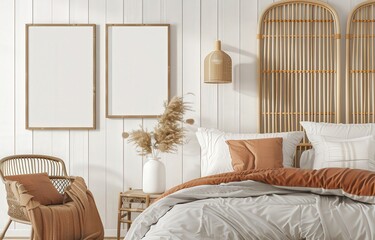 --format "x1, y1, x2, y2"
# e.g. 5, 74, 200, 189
128, 96, 190, 157
128, 128, 152, 155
